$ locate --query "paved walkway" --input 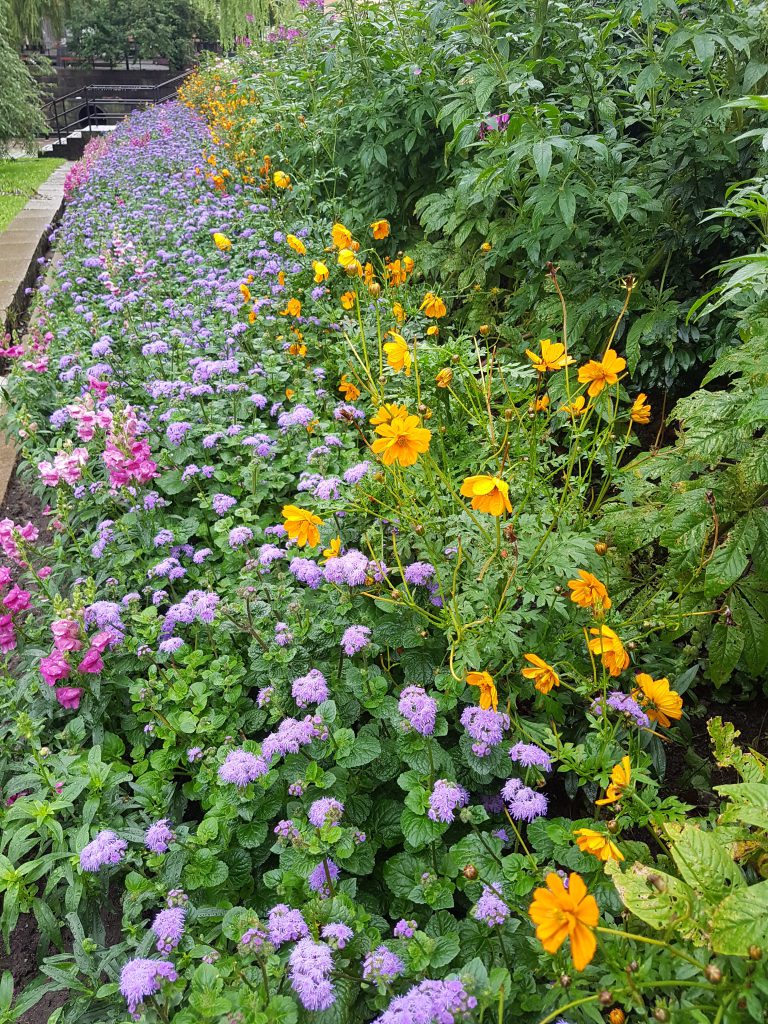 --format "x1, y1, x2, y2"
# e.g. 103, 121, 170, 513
0, 161, 70, 503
